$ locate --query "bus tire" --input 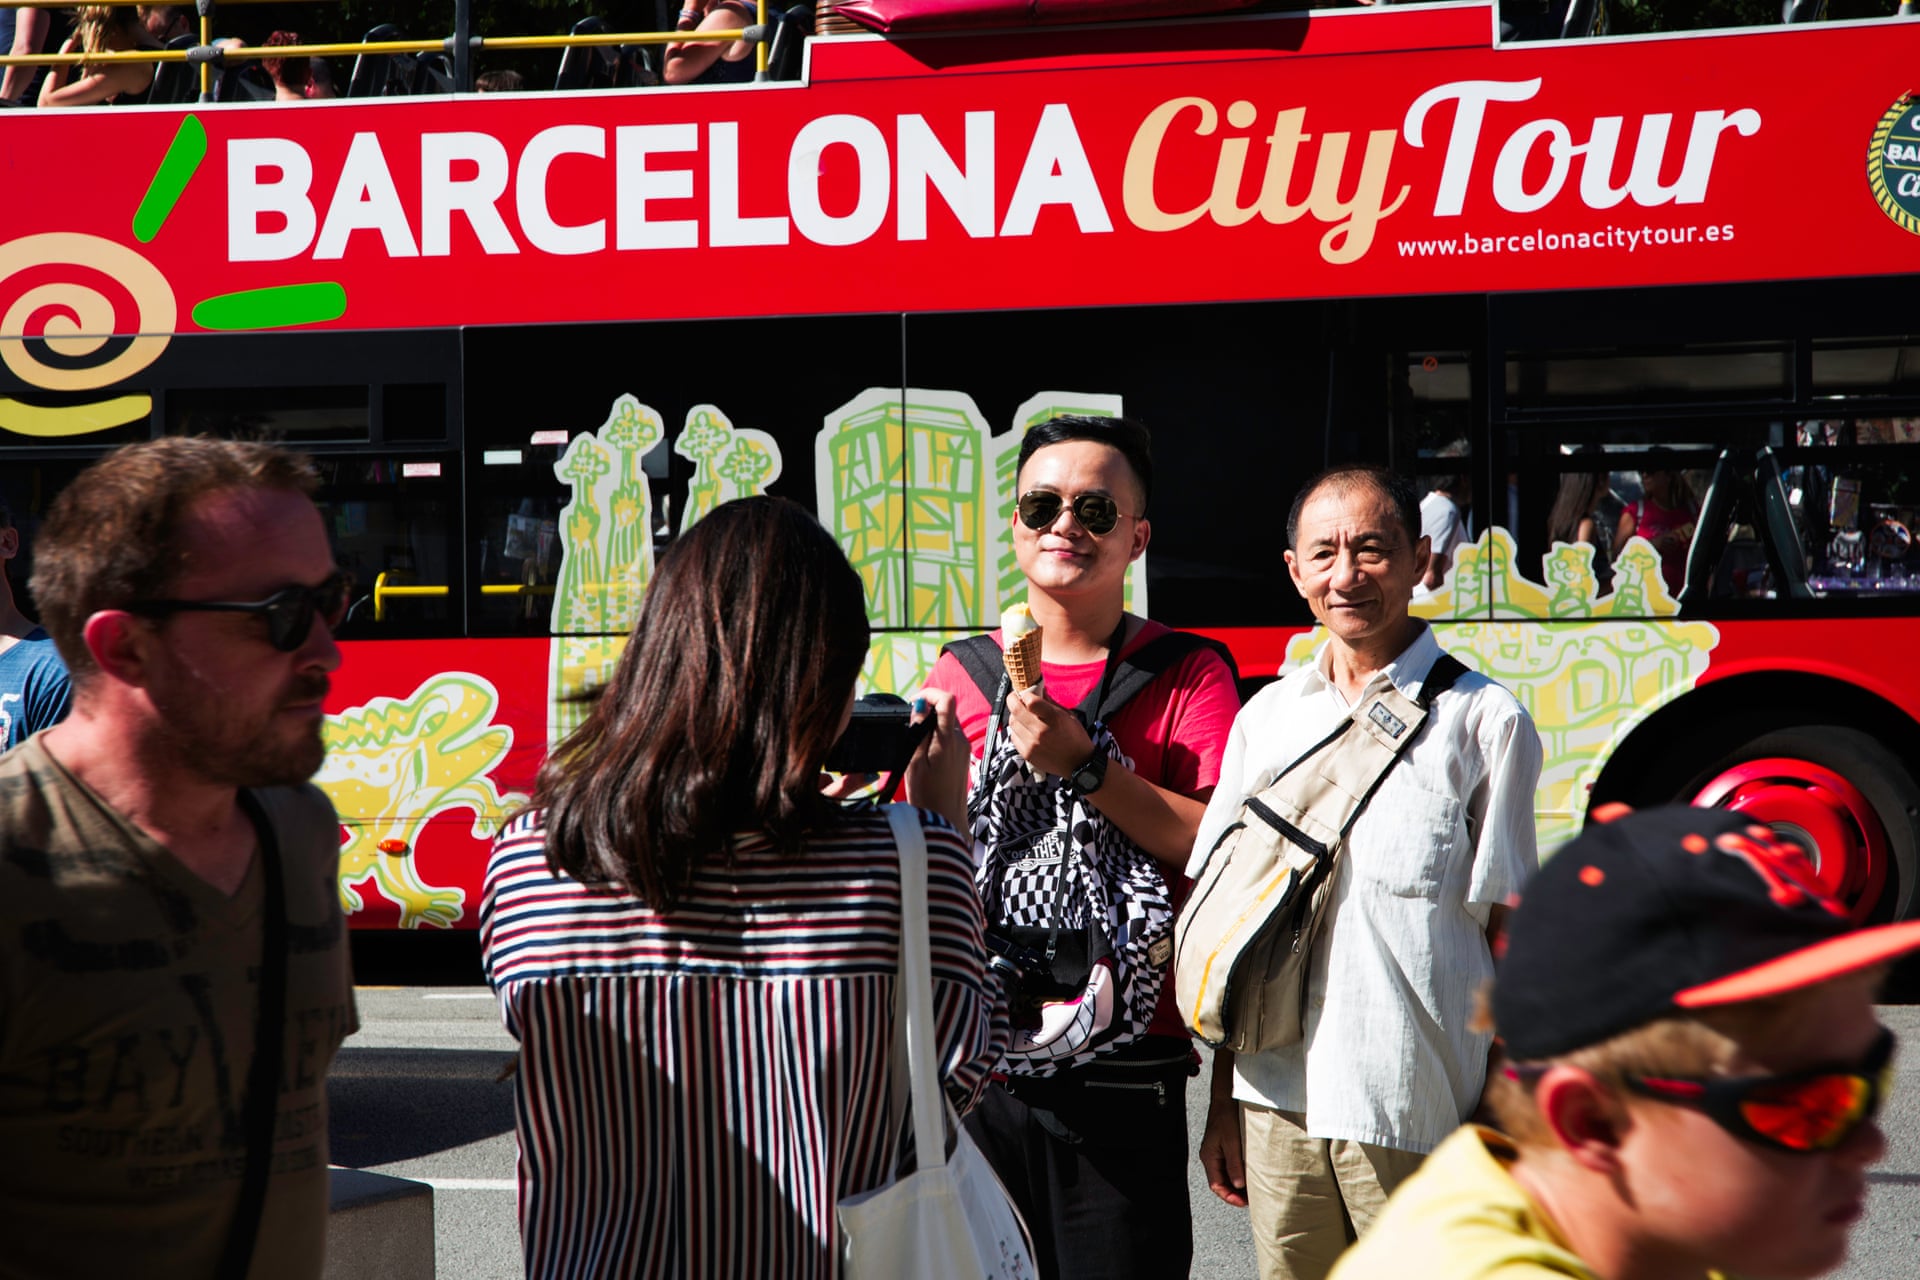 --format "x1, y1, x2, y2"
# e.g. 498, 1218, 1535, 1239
1629, 724, 1919, 925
